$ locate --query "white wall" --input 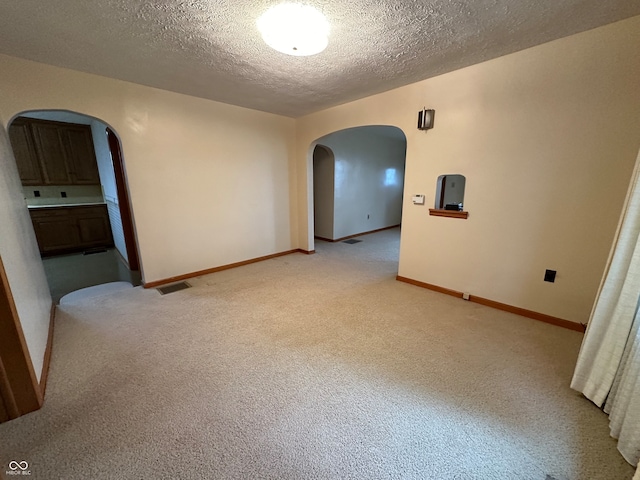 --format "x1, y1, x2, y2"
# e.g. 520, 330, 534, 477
0, 126, 51, 382
316, 126, 406, 240
91, 120, 128, 264
296, 17, 640, 324
0, 53, 297, 285
313, 146, 335, 240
